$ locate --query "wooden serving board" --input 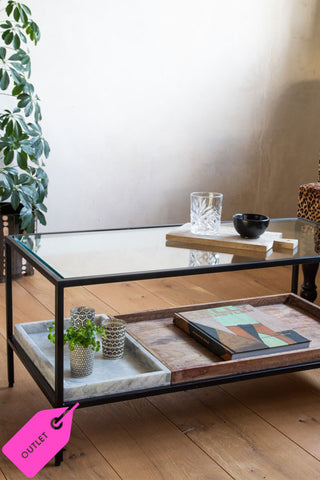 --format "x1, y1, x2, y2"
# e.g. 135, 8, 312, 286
119, 294, 320, 384
166, 224, 298, 254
